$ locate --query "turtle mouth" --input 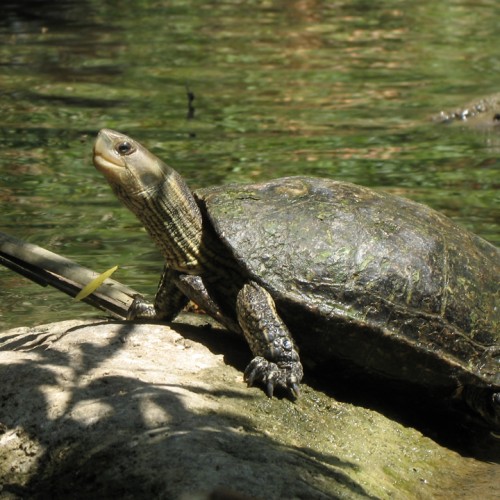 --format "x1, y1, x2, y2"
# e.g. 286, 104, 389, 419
93, 149, 125, 174
93, 148, 128, 189
93, 129, 128, 180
